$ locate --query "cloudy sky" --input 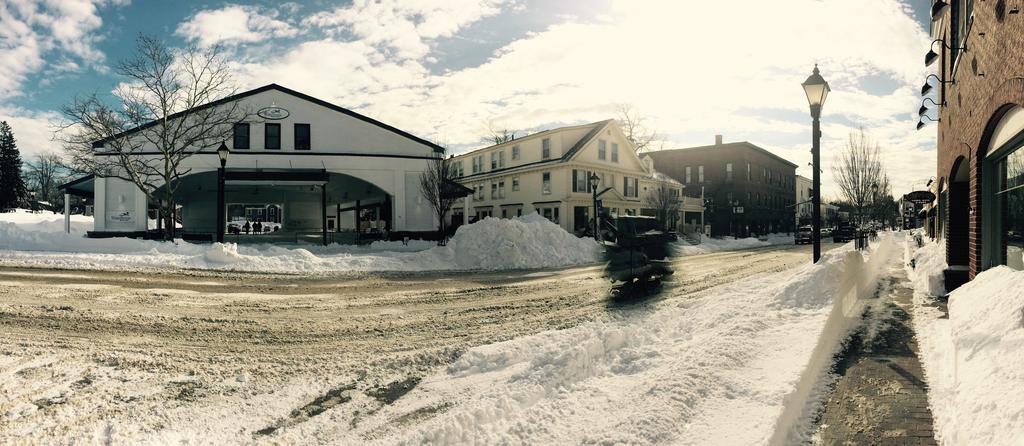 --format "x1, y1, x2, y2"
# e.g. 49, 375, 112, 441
1, 0, 937, 199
